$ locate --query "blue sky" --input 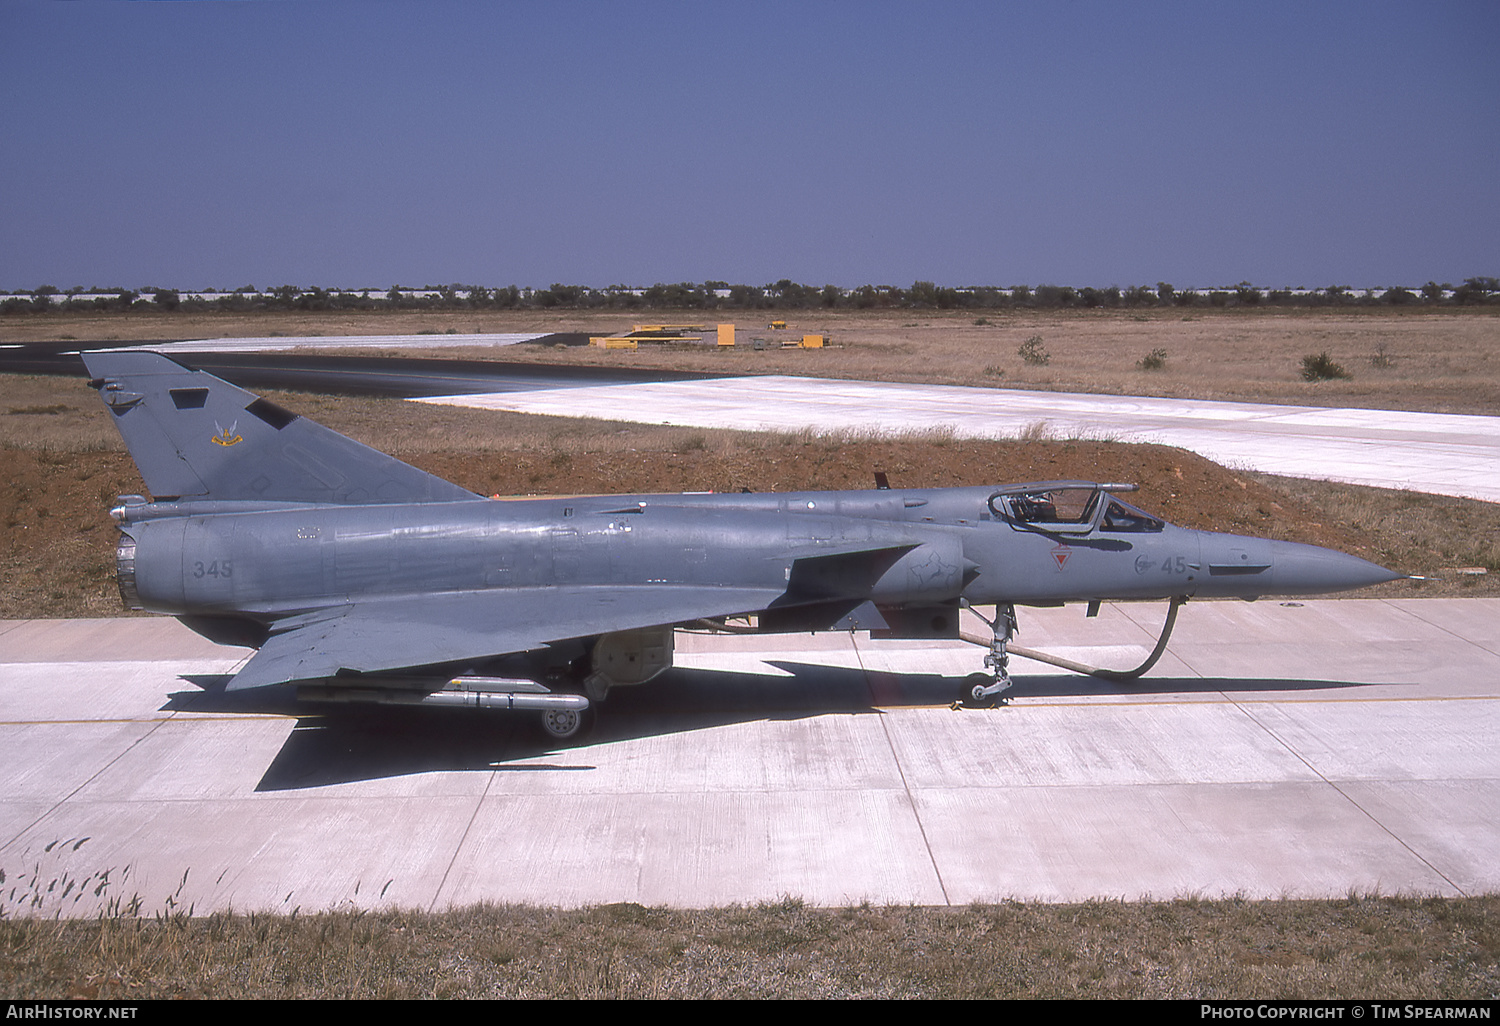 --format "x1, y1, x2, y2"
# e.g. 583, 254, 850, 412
2, 0, 1496, 291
